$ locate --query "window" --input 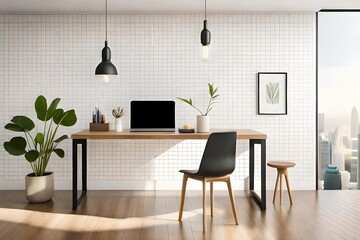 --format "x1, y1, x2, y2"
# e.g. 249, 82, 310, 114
318, 10, 360, 190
